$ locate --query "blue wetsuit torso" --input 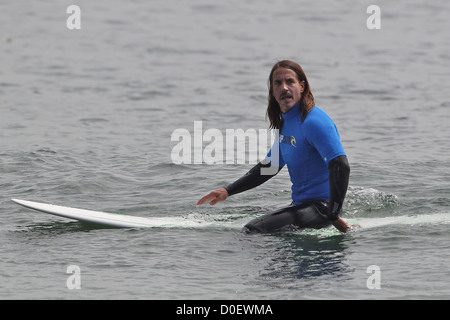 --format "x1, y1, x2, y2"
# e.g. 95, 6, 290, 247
267, 104, 346, 204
